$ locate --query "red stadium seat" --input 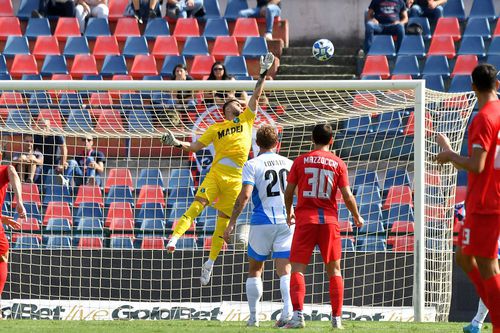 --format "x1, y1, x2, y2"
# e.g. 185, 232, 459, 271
51, 74, 72, 80
0, 17, 21, 41
352, 93, 377, 108
0, 92, 23, 105
451, 55, 478, 77
427, 36, 456, 59
16, 218, 40, 232
136, 185, 165, 208
141, 237, 166, 249
455, 186, 466, 203
32, 36, 60, 60
232, 18, 260, 42
338, 220, 353, 233
95, 109, 125, 133
10, 54, 38, 78
383, 185, 413, 209
391, 74, 412, 80
190, 55, 216, 79
43, 201, 72, 226
0, 0, 14, 16
112, 74, 133, 80
108, 0, 128, 21
89, 91, 113, 106
54, 17, 81, 41
114, 17, 140, 41
390, 236, 414, 252
106, 202, 134, 228
105, 168, 133, 193
361, 56, 390, 79
434, 17, 461, 41
108, 217, 134, 231
152, 36, 180, 60
78, 237, 103, 249
70, 54, 98, 78
211, 36, 239, 61
173, 18, 200, 41
390, 221, 415, 233
74, 185, 104, 207
37, 109, 63, 130
403, 111, 433, 135
130, 55, 158, 78
15, 183, 41, 207
93, 36, 120, 60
